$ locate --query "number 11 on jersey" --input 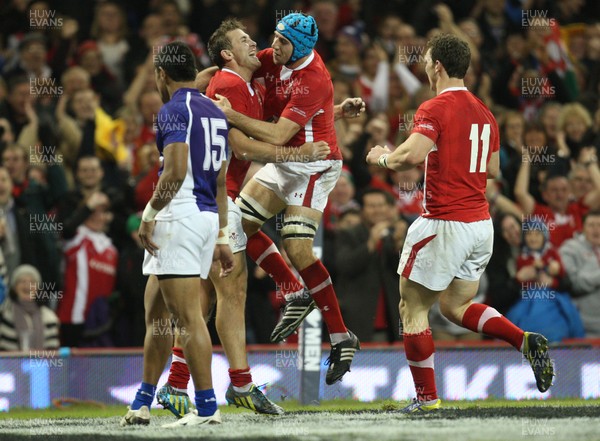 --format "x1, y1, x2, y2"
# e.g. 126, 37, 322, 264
469, 123, 491, 173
